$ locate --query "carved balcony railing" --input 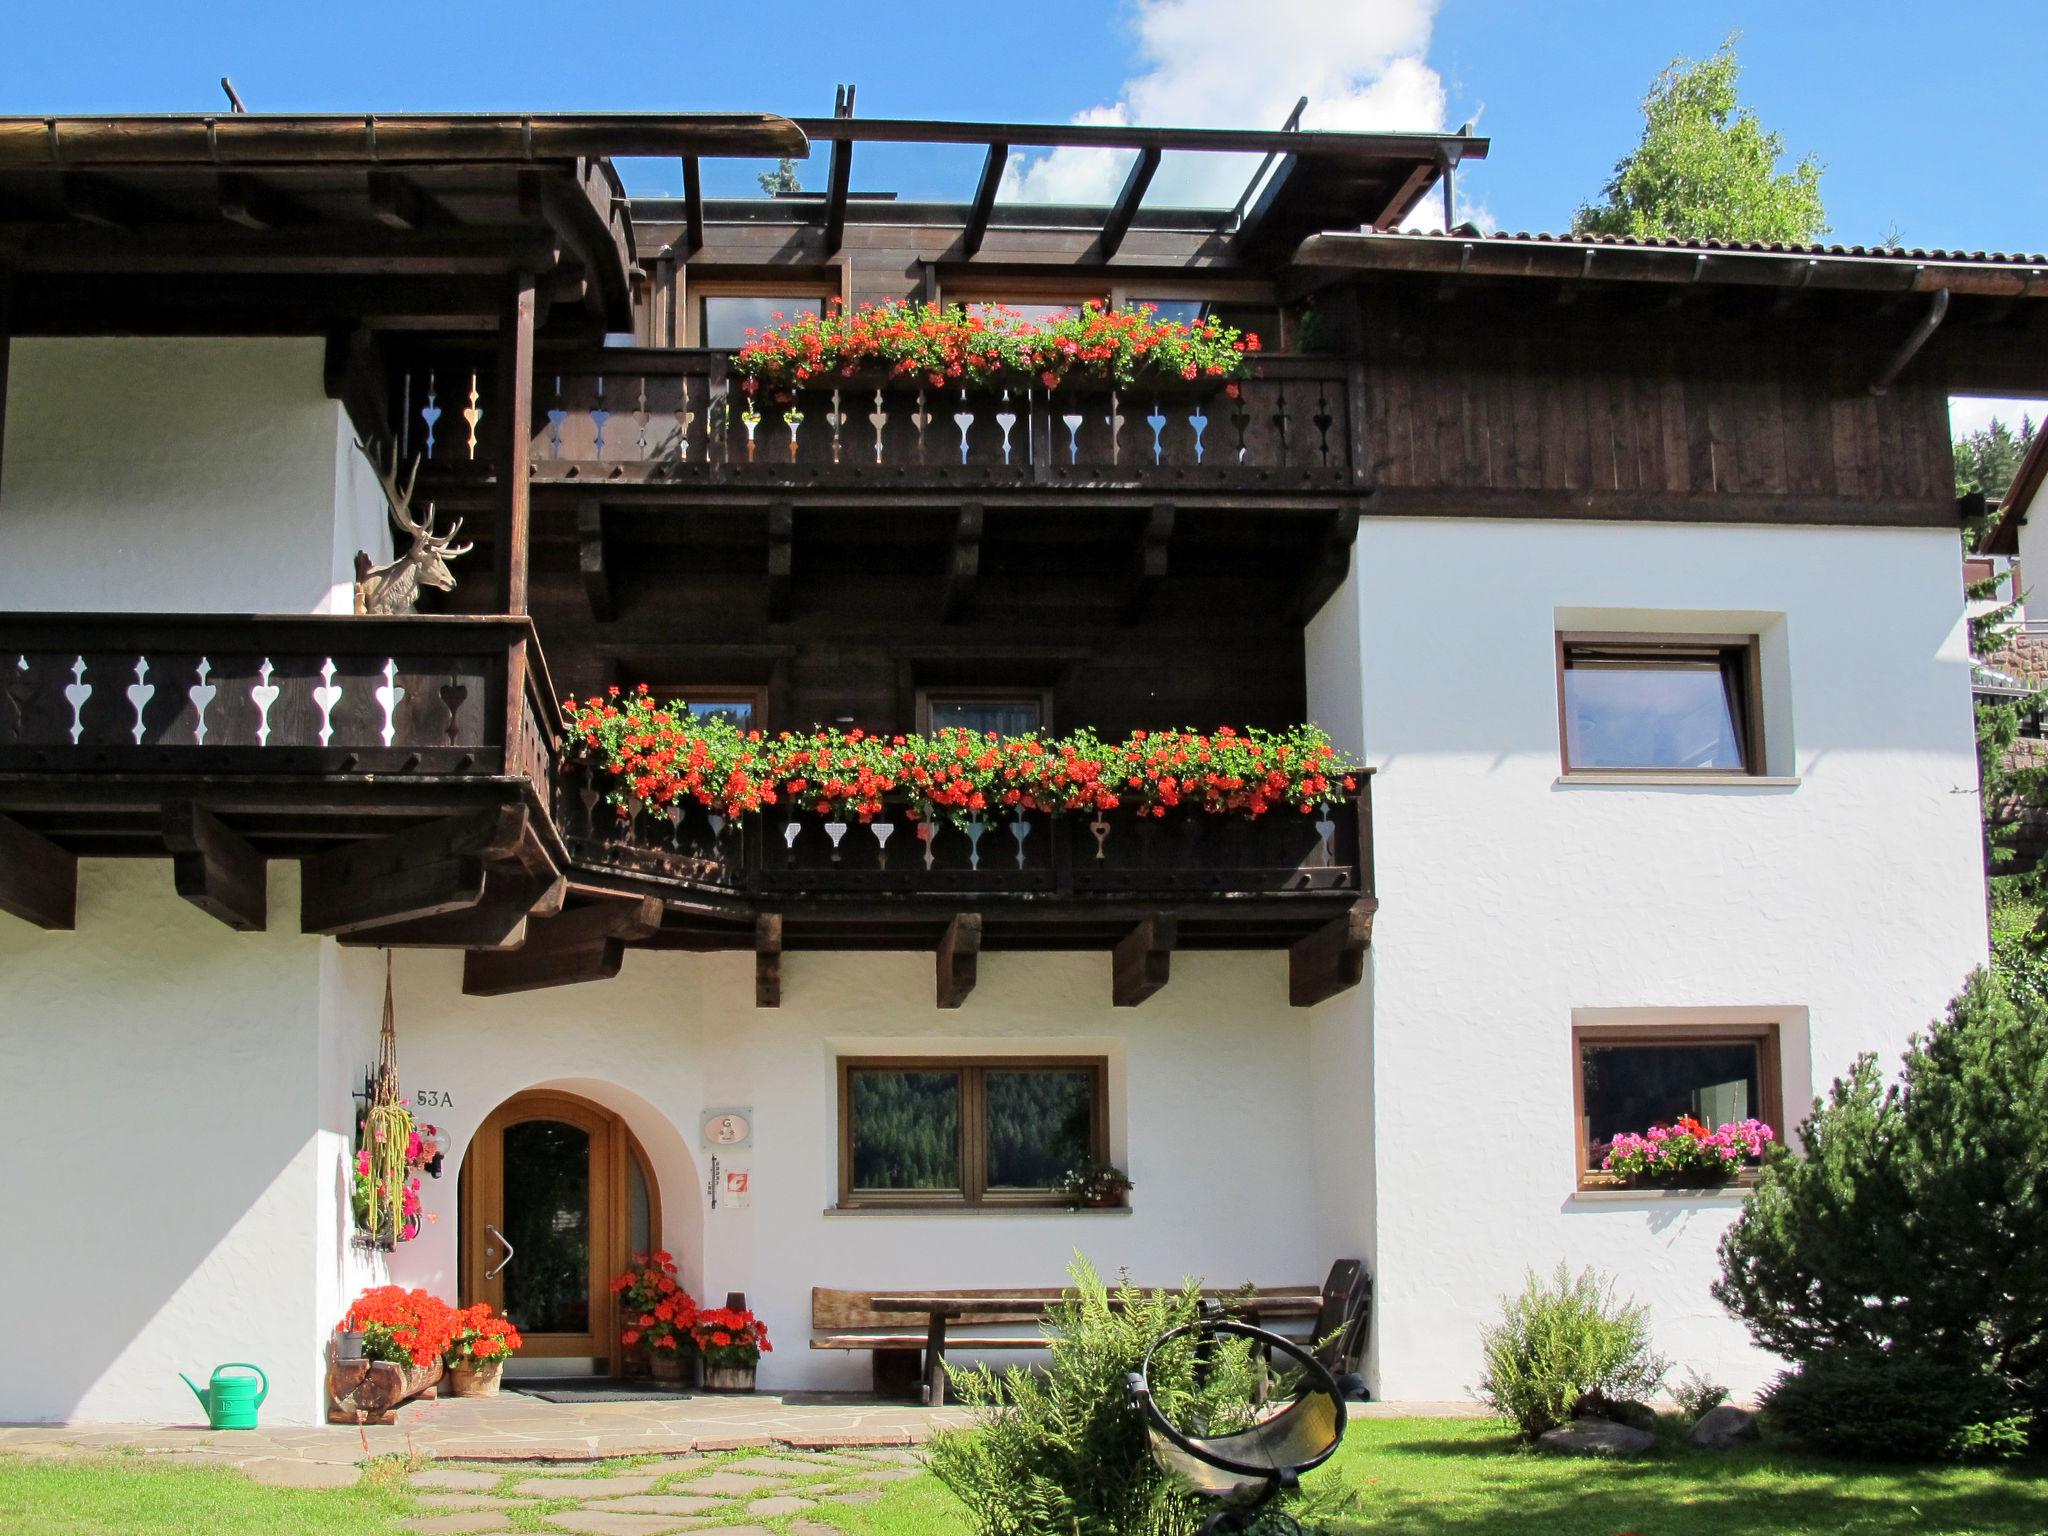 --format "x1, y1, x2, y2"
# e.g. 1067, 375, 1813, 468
0, 613, 559, 783
553, 765, 1371, 902
390, 348, 1367, 492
